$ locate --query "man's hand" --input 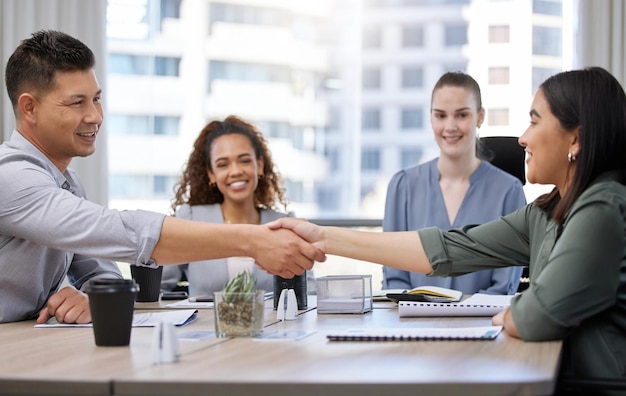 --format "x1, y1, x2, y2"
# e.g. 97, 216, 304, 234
267, 218, 326, 251
36, 286, 91, 324
252, 225, 326, 278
